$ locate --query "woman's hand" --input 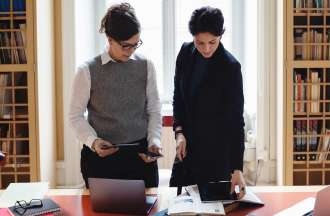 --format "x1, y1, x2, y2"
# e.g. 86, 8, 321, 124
231, 170, 246, 199
92, 139, 119, 157
139, 145, 162, 163
176, 133, 187, 161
